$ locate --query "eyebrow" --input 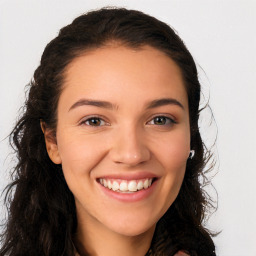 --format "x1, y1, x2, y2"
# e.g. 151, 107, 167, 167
146, 98, 184, 110
68, 97, 184, 112
69, 99, 117, 111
